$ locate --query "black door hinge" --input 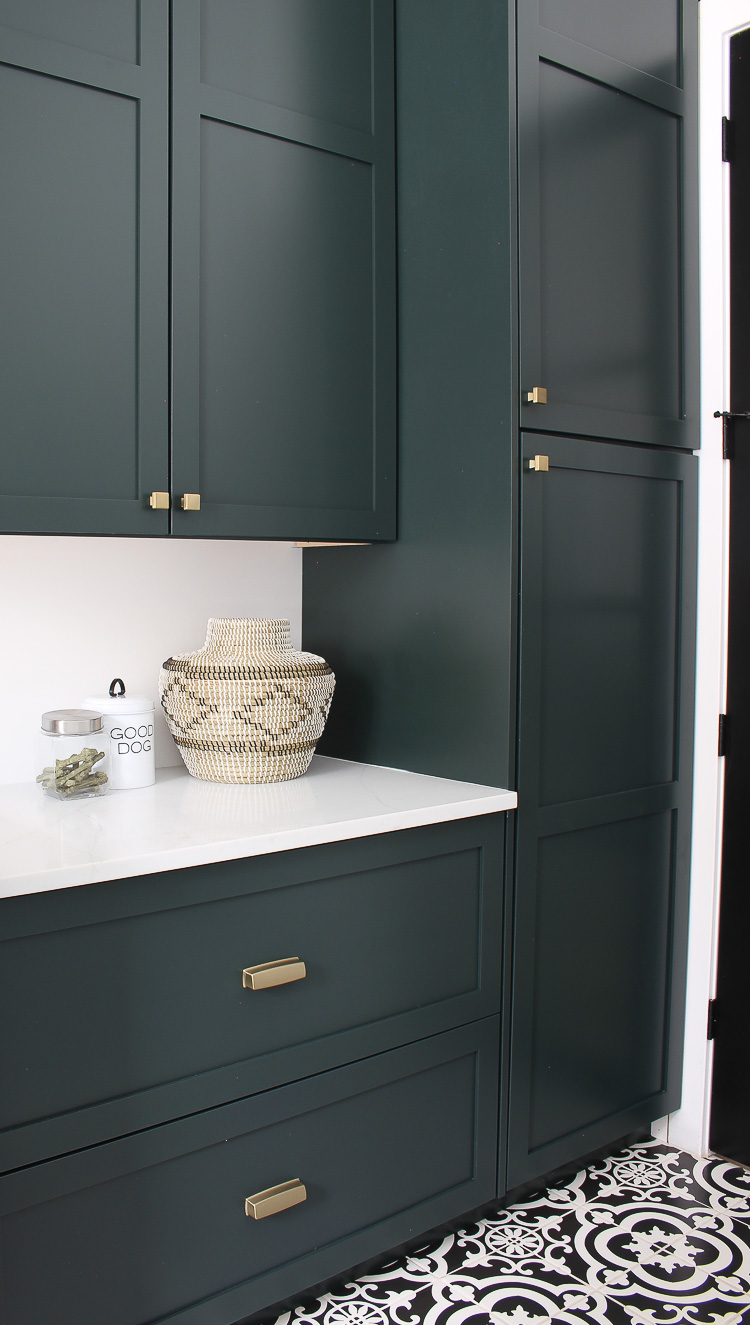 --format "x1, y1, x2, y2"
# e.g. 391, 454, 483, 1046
718, 713, 728, 757
707, 998, 719, 1041
723, 116, 733, 162
714, 410, 750, 459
